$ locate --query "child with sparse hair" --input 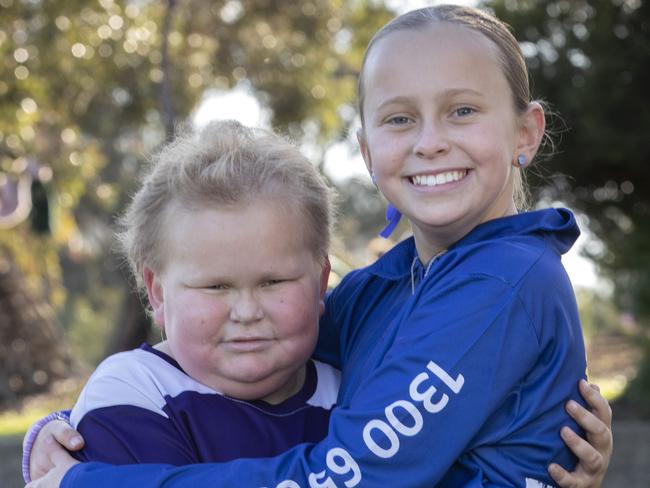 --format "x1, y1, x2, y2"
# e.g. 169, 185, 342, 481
55, 119, 340, 465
